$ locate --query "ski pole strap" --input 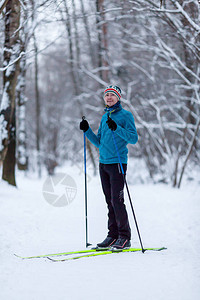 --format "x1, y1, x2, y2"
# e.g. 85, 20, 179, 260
112, 131, 124, 175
